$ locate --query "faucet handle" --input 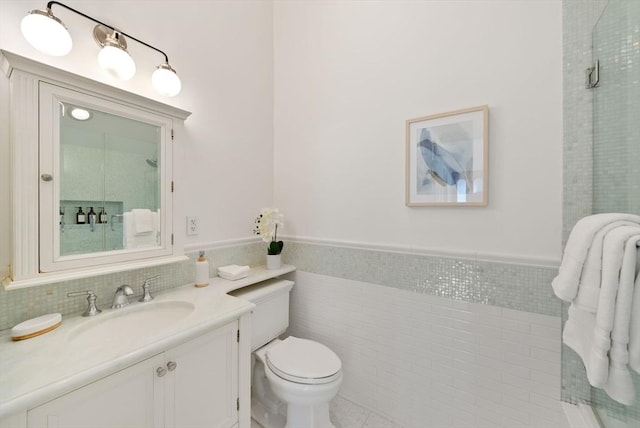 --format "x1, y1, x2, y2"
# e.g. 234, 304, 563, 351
139, 275, 160, 302
67, 290, 102, 317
